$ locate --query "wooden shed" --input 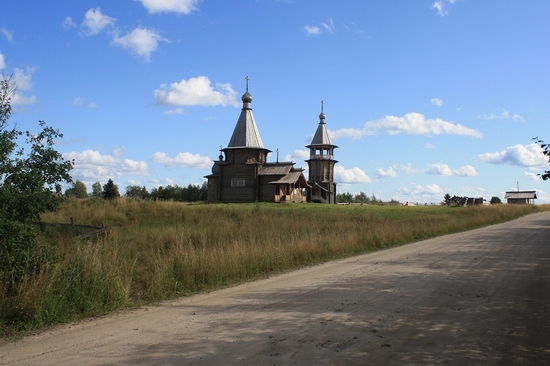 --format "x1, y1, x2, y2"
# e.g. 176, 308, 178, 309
504, 191, 537, 204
